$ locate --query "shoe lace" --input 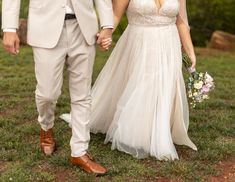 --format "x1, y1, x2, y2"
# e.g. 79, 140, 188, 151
42, 129, 53, 139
